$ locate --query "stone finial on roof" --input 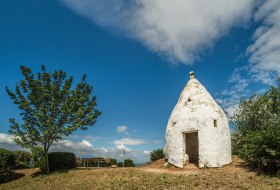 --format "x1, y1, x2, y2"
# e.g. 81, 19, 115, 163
190, 71, 195, 79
